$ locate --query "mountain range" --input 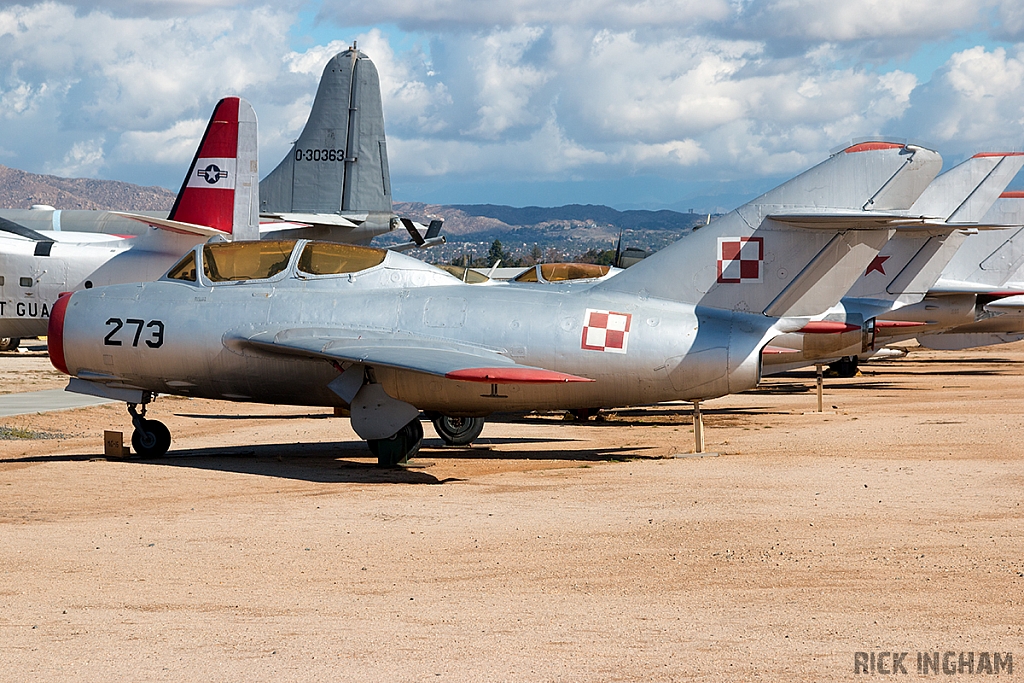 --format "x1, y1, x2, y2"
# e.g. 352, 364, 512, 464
0, 166, 707, 259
